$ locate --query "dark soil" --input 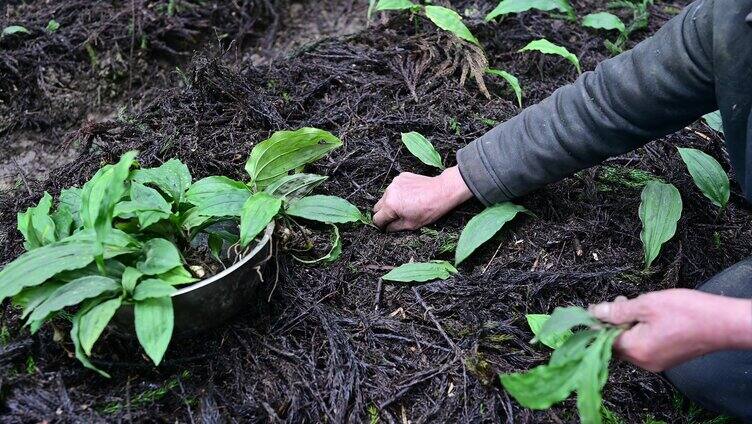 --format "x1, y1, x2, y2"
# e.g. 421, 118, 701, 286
1, 0, 745, 423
